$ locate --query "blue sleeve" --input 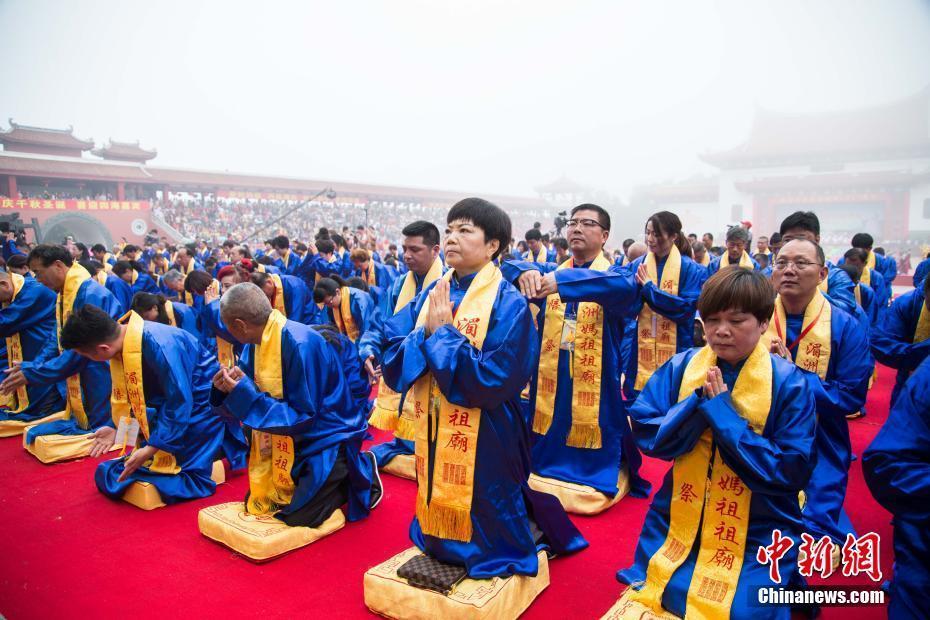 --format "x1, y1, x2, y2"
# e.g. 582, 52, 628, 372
640, 261, 701, 324
555, 264, 638, 320
0, 284, 54, 337
498, 259, 558, 284
628, 352, 710, 460
700, 363, 816, 495
863, 357, 930, 522
144, 336, 195, 454
870, 295, 930, 371
805, 310, 871, 418
825, 268, 857, 315
351, 290, 380, 352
